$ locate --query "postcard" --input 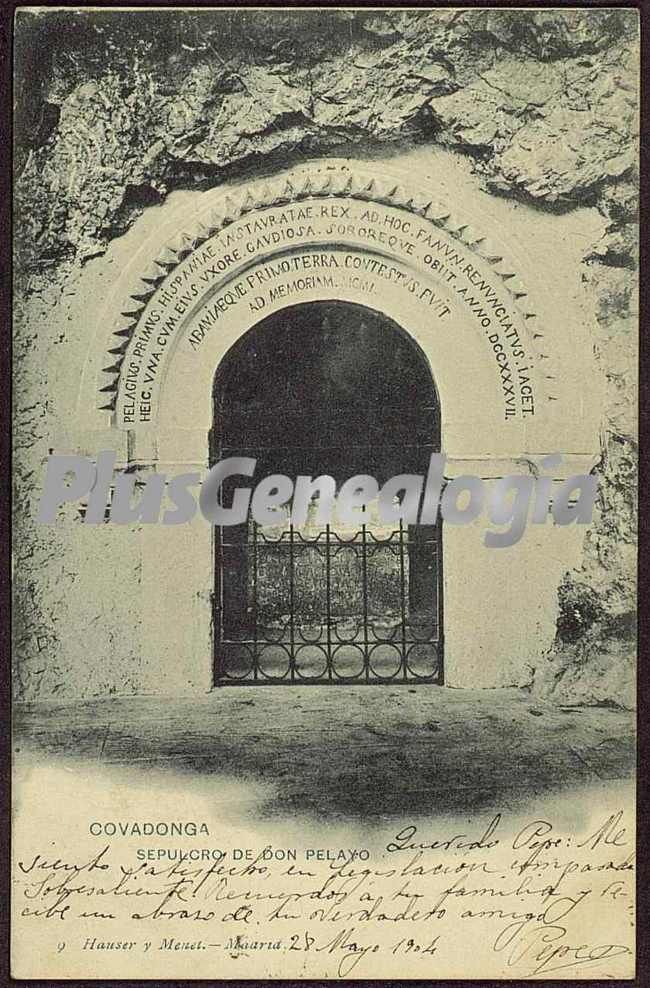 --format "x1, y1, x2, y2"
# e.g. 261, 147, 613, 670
12, 6, 638, 979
